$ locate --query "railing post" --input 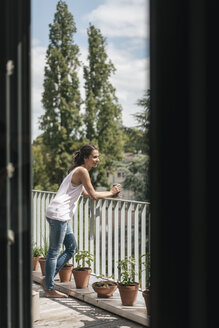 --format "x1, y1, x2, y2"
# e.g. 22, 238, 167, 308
36, 192, 41, 246
107, 200, 113, 277
120, 201, 125, 260
89, 199, 95, 272
134, 203, 139, 283
32, 191, 37, 245
101, 199, 106, 276
141, 204, 146, 290
127, 202, 132, 259
95, 200, 100, 276
114, 200, 119, 281
84, 197, 89, 251
73, 201, 78, 267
